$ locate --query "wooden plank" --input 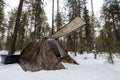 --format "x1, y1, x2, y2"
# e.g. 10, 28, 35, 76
50, 17, 85, 39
